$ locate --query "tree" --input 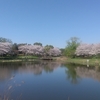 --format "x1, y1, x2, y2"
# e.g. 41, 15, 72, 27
48, 47, 61, 56
65, 37, 81, 58
18, 44, 61, 57
60, 48, 65, 56
45, 45, 54, 49
12, 43, 18, 51
18, 44, 44, 56
0, 37, 12, 43
75, 43, 100, 57
17, 43, 27, 47
34, 42, 42, 46
0, 42, 12, 55
44, 45, 54, 56
10, 43, 18, 56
